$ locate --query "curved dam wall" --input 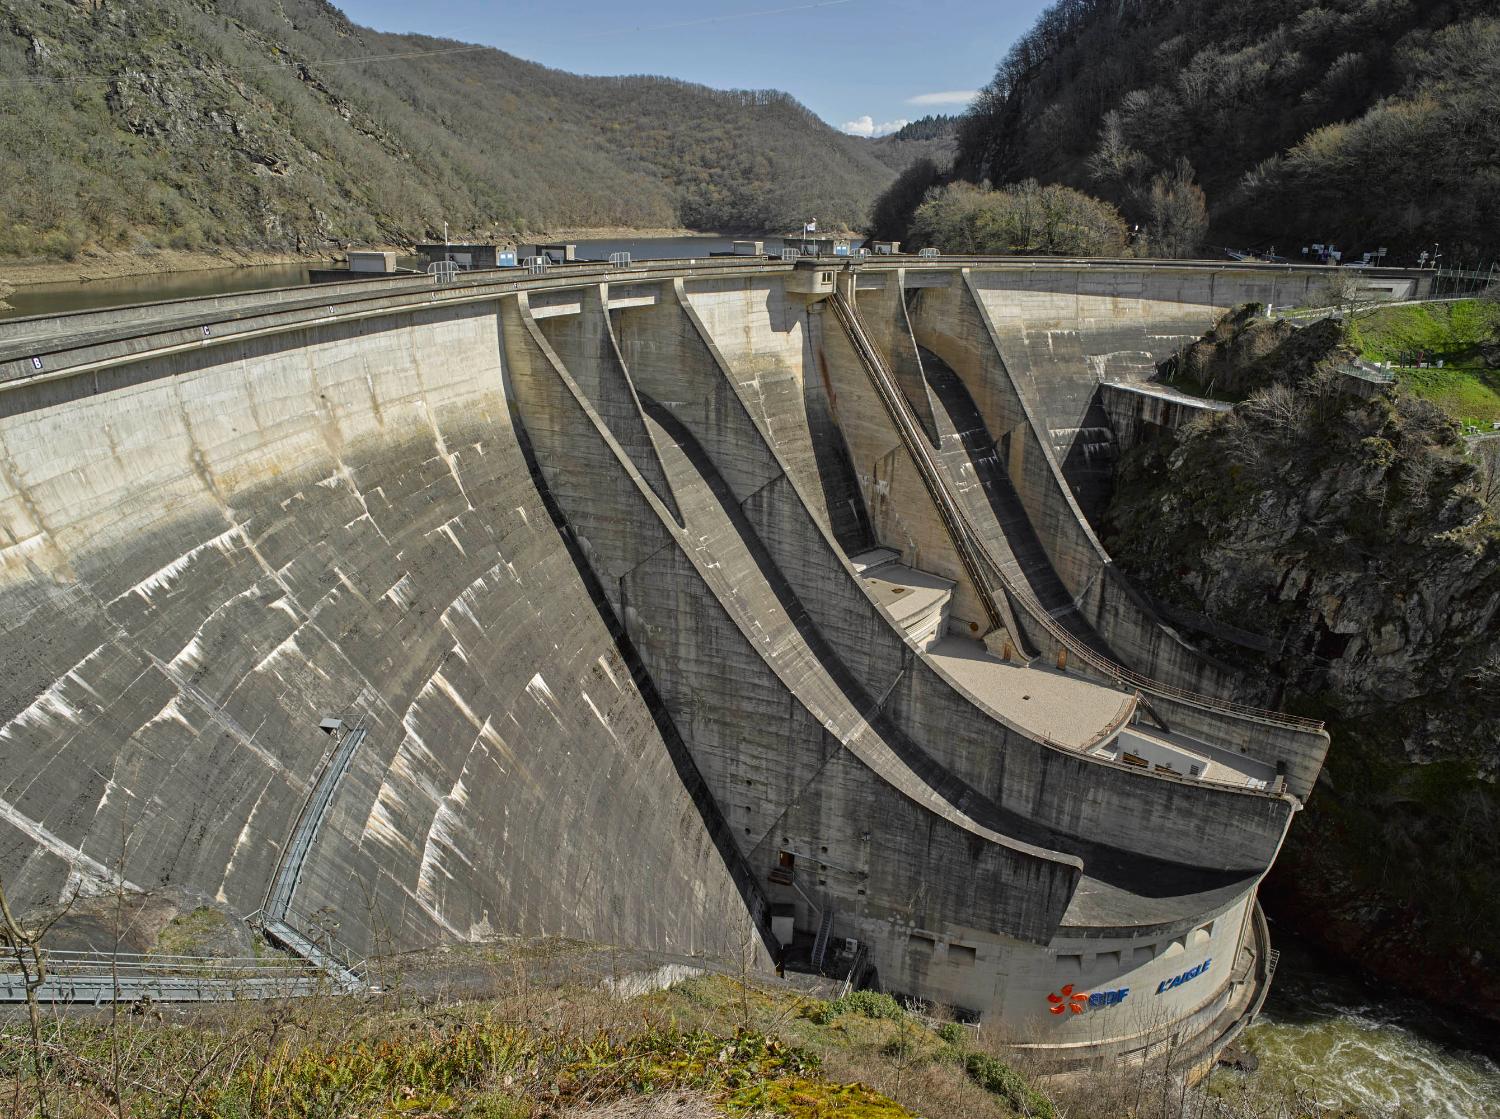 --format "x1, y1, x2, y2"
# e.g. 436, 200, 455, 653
0, 257, 1358, 1061
892, 268, 1332, 797
0, 300, 756, 957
